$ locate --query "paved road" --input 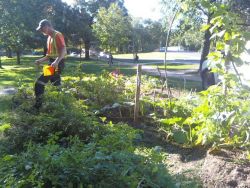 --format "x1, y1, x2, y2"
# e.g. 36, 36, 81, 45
112, 51, 201, 81
114, 60, 201, 81
0, 87, 17, 95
